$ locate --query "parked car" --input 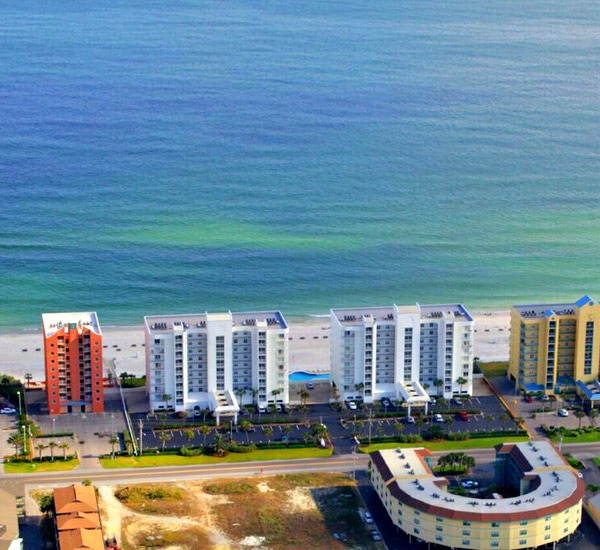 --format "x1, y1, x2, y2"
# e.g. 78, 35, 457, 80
370, 529, 382, 541
363, 511, 373, 524
275, 435, 288, 442
541, 395, 550, 402
258, 406, 267, 414
429, 397, 437, 404
558, 408, 569, 417
458, 410, 469, 421
381, 397, 392, 408
461, 480, 479, 488
306, 382, 315, 390
405, 415, 416, 424
453, 397, 463, 406
433, 413, 444, 423
0, 407, 16, 414
347, 401, 358, 411
524, 395, 533, 403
